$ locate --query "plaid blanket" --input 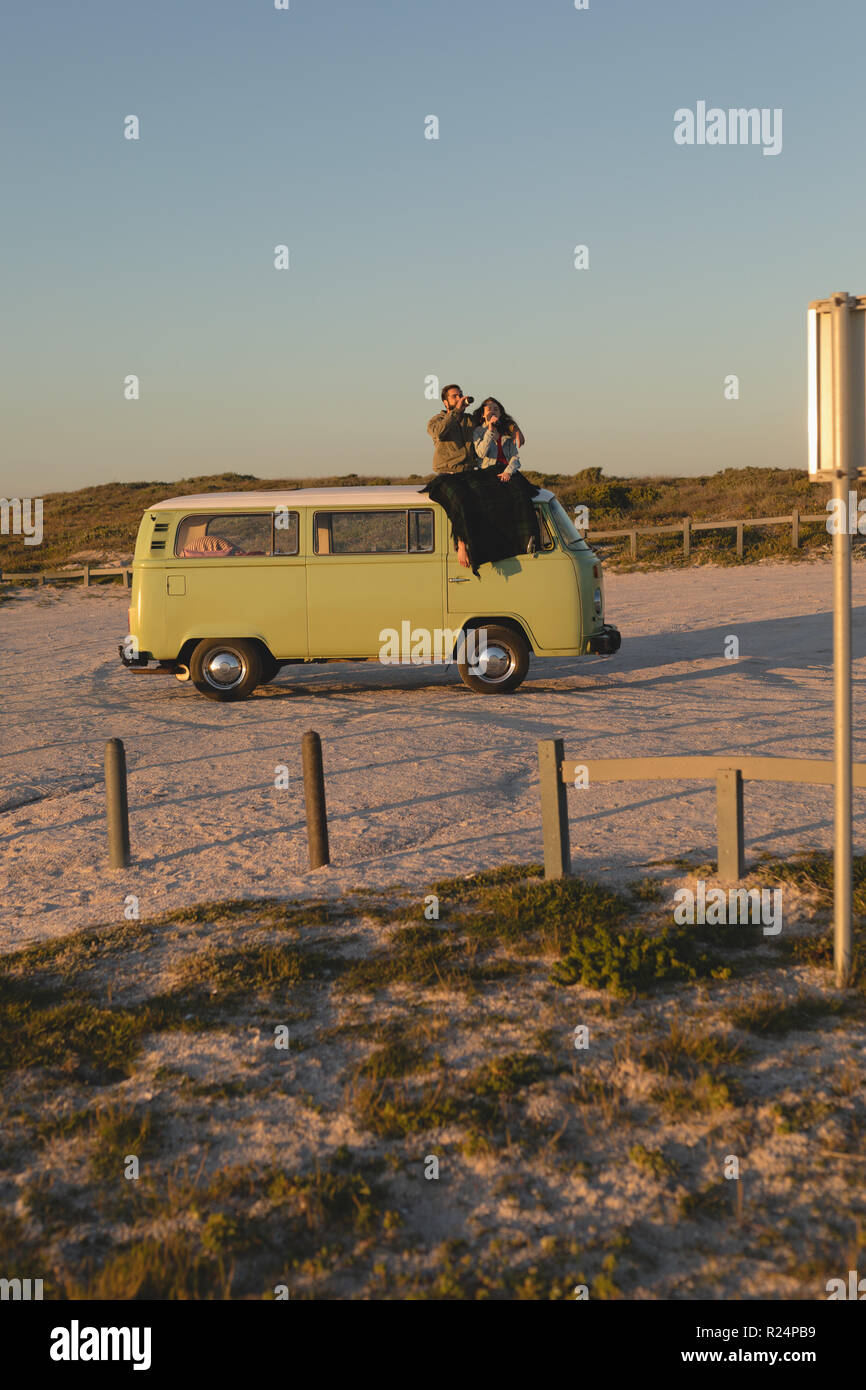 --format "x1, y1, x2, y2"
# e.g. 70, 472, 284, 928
422, 470, 541, 575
